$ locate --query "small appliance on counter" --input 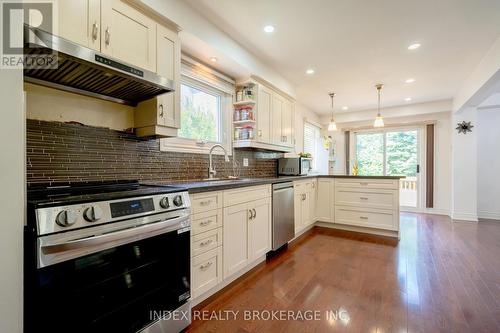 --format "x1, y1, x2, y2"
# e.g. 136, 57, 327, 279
278, 157, 312, 176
